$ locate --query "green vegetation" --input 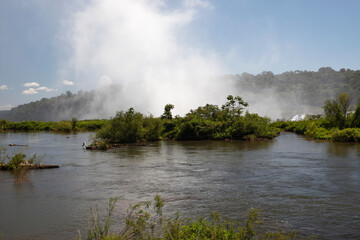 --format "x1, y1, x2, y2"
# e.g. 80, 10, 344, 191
272, 93, 360, 142
161, 104, 174, 120
78, 195, 311, 240
0, 147, 43, 180
96, 108, 162, 144
0, 119, 108, 132
1, 95, 278, 144
166, 95, 278, 141
93, 95, 279, 146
